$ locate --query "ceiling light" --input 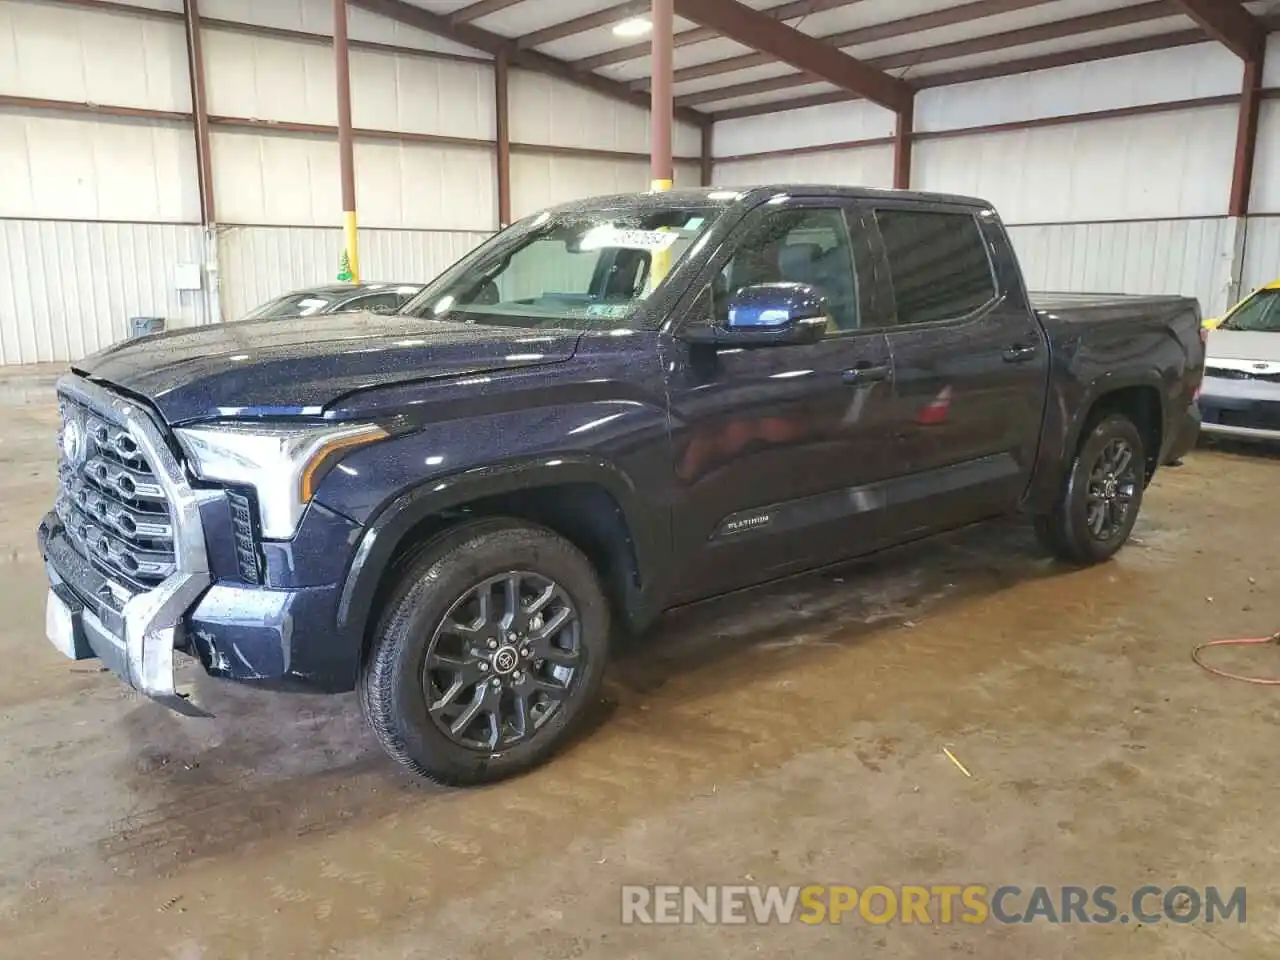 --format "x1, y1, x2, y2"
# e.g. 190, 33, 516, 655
612, 17, 652, 37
